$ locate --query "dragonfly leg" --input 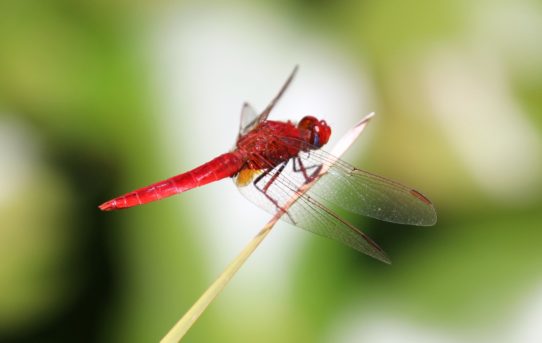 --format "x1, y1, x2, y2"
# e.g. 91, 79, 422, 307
253, 162, 296, 223
293, 156, 323, 183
